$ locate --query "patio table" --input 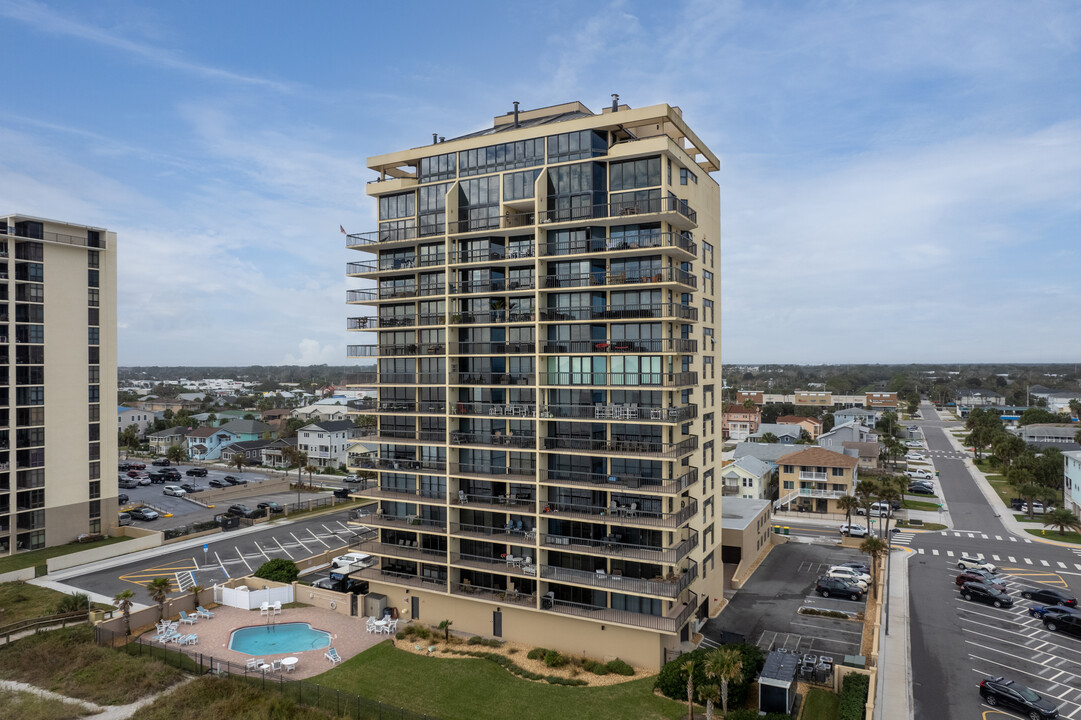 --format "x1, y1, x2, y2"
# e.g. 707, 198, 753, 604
281, 657, 298, 672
